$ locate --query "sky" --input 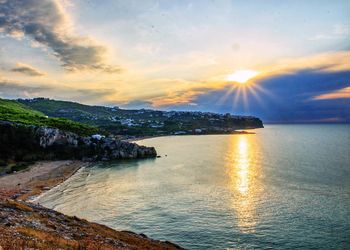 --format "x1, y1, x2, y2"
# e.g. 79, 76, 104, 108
0, 0, 349, 123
